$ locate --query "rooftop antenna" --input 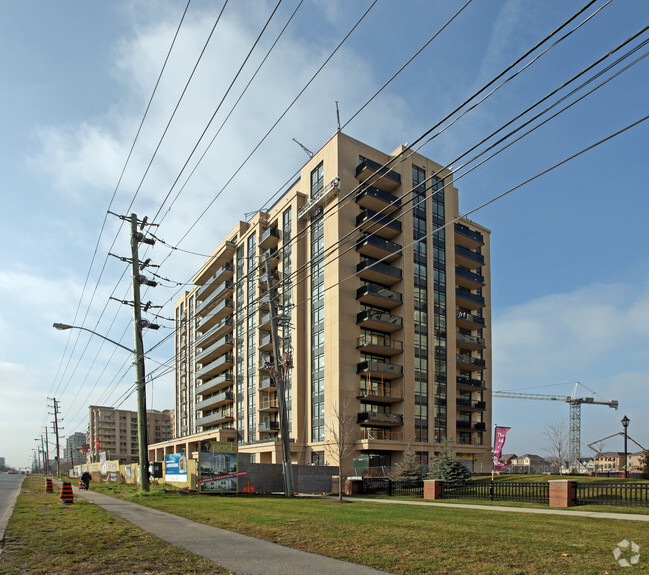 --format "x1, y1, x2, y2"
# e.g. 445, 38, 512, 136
292, 138, 313, 158
335, 101, 341, 131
